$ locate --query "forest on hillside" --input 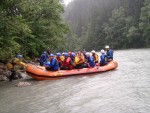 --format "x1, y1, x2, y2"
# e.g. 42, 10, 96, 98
0, 0, 68, 60
64, 0, 150, 51
0, 0, 150, 60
